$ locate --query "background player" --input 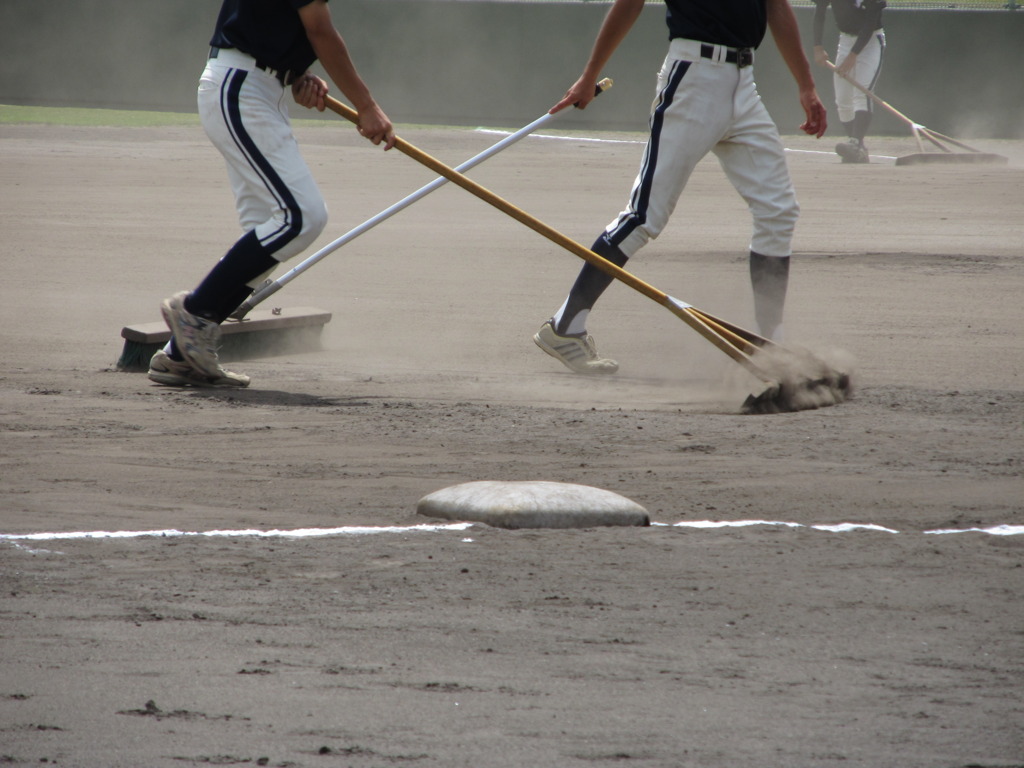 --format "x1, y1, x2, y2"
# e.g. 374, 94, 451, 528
812, 0, 886, 164
149, 0, 394, 388
534, 0, 827, 374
